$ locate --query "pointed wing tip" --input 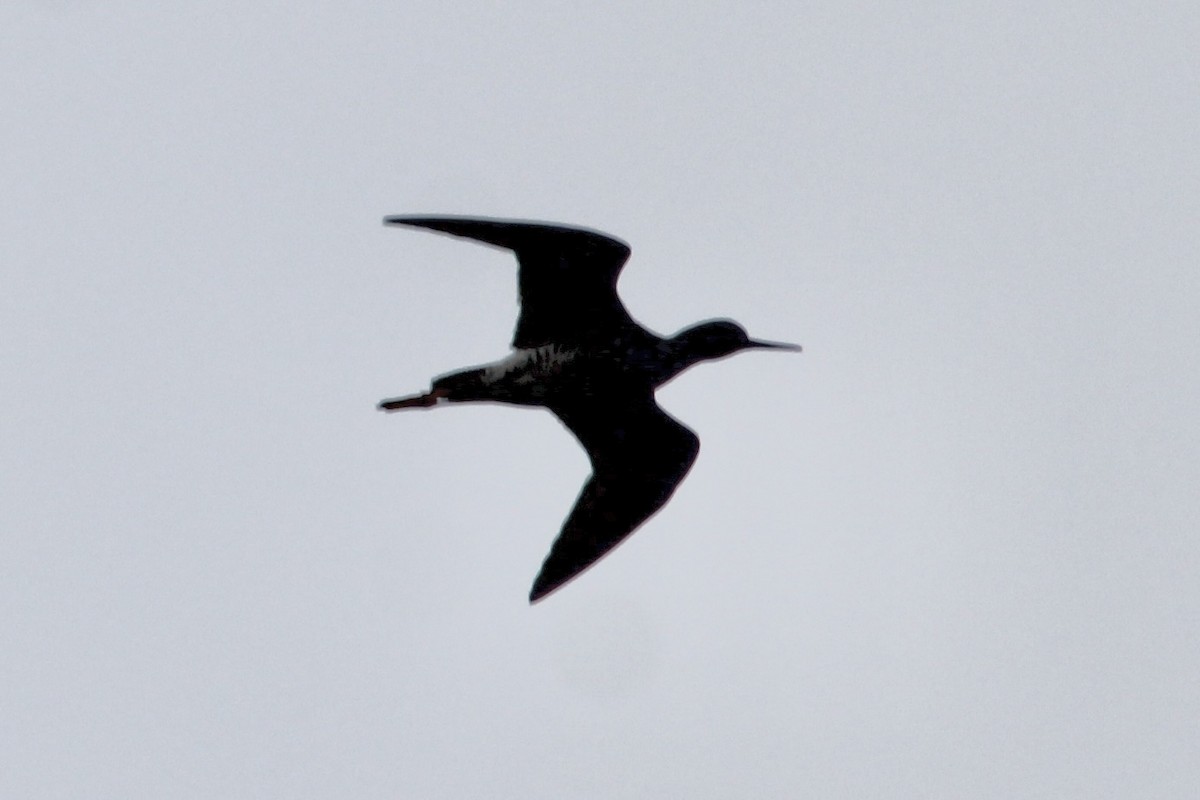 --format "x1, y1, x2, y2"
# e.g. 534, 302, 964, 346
528, 575, 562, 605
382, 215, 630, 252
384, 215, 456, 228
529, 560, 594, 604
527, 540, 600, 605
383, 214, 504, 228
